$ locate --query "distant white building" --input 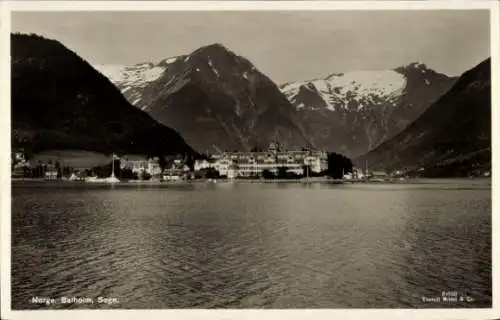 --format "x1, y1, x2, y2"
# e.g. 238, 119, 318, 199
343, 172, 354, 180
14, 152, 25, 162
371, 171, 389, 180
120, 155, 162, 176
12, 149, 30, 170
352, 168, 365, 179
147, 158, 162, 176
194, 159, 212, 171
227, 165, 238, 179
44, 169, 58, 180
215, 158, 232, 176
163, 174, 181, 181
194, 144, 328, 178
